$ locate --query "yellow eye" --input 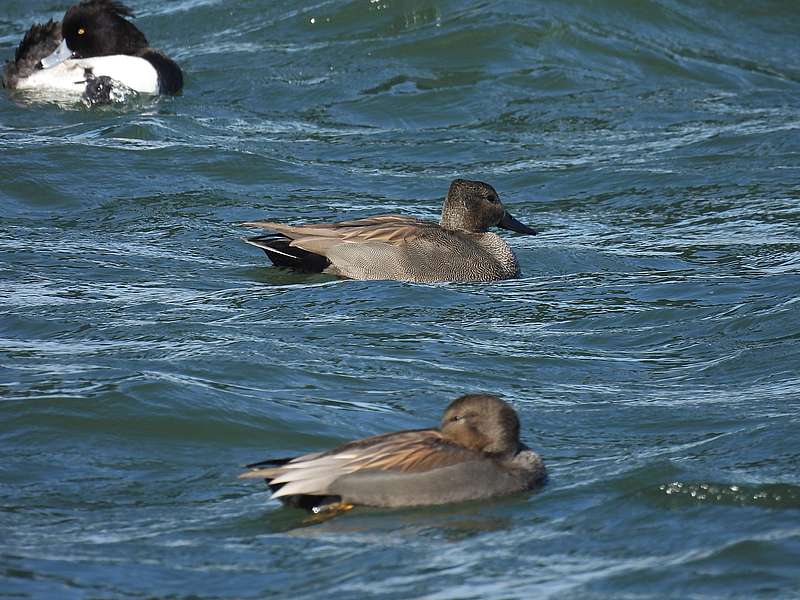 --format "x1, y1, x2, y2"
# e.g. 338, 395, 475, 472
78, 28, 85, 35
